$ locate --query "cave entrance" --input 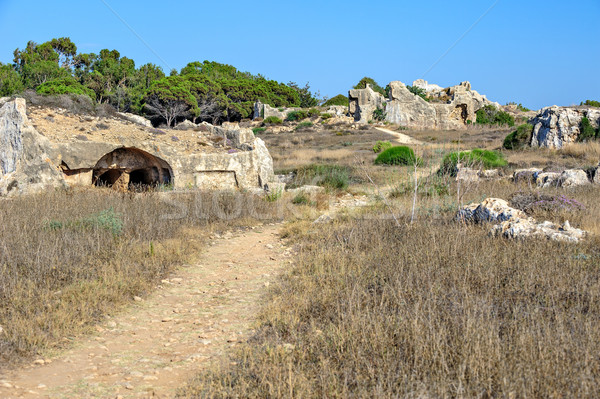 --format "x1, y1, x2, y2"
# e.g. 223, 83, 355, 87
92, 147, 173, 191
